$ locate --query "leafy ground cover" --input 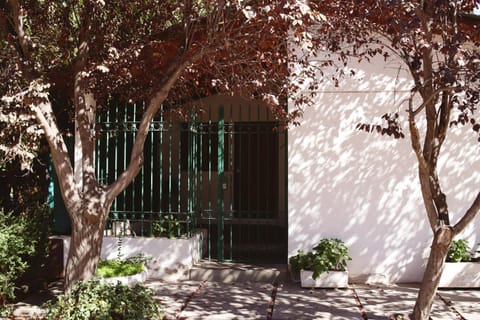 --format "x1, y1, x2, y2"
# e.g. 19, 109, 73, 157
96, 259, 144, 278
